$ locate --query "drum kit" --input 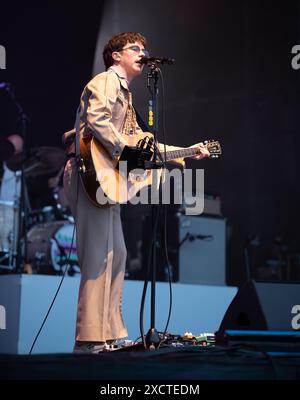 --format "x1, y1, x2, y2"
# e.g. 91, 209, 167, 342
0, 146, 79, 275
